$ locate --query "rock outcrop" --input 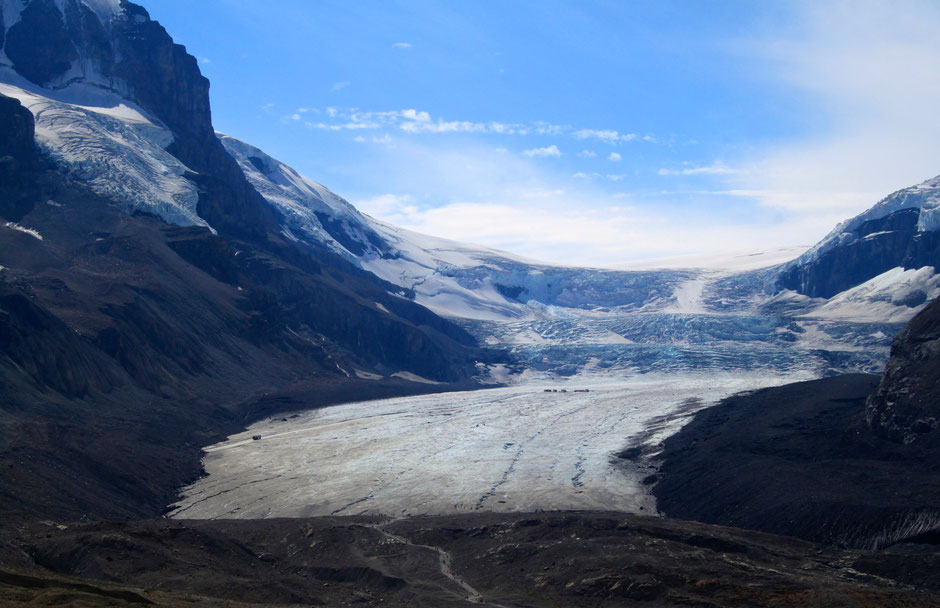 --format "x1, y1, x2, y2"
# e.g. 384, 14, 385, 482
866, 296, 940, 445
654, 298, 940, 549
2, 0, 279, 239
0, 93, 42, 219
